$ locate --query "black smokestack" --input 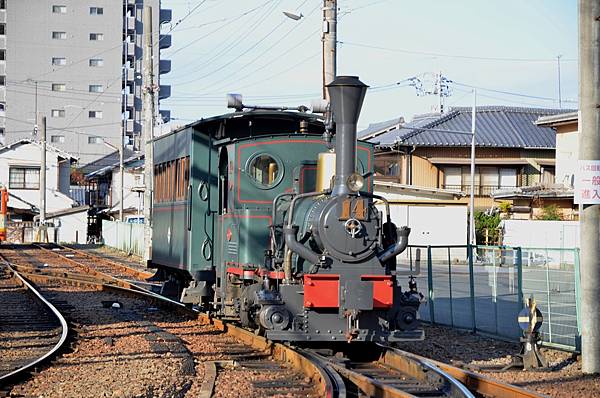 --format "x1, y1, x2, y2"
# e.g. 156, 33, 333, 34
327, 76, 368, 195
